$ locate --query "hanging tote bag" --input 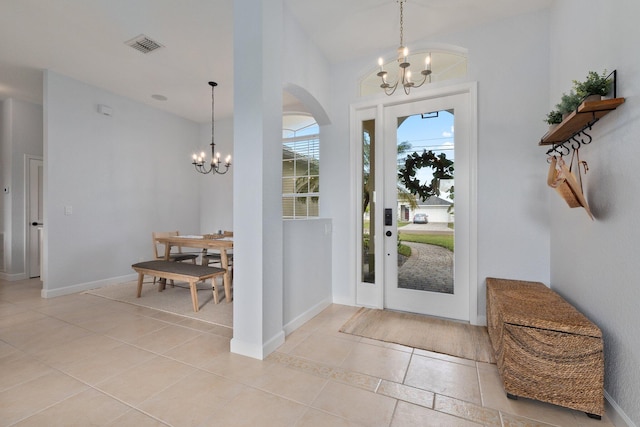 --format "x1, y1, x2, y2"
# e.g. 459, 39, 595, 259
547, 155, 593, 220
